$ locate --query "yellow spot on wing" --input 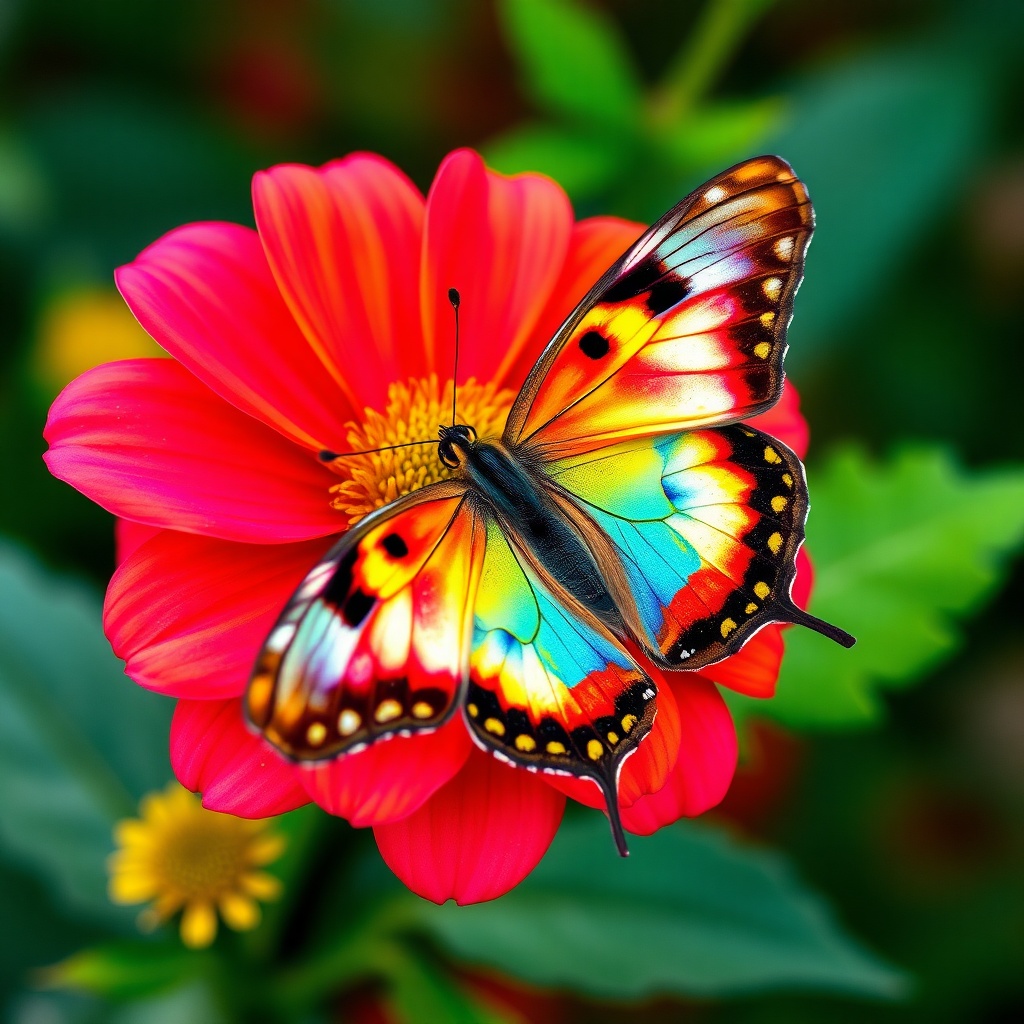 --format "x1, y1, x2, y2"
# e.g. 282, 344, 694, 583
771, 495, 788, 512
754, 342, 771, 359
760, 311, 776, 327
607, 731, 619, 745
764, 446, 782, 464
306, 722, 327, 746
375, 699, 402, 724
515, 734, 536, 752
411, 701, 434, 719
466, 703, 479, 718
767, 532, 783, 554
338, 709, 361, 735
721, 618, 738, 638
484, 717, 505, 736
546, 741, 567, 755
763, 277, 782, 301
745, 602, 758, 615
782, 473, 793, 488
587, 739, 604, 761
621, 714, 637, 733
754, 581, 770, 599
